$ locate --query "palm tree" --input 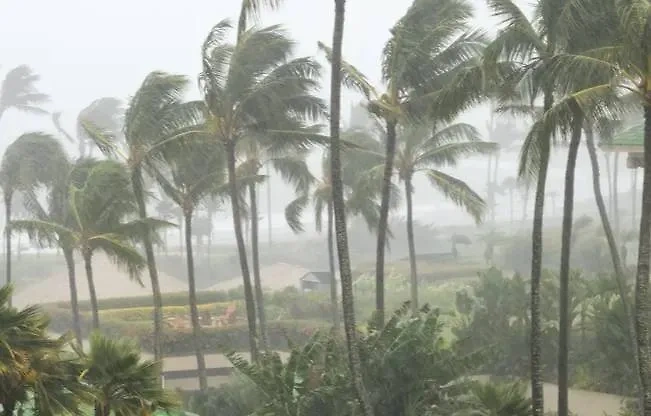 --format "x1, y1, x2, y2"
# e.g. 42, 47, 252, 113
153, 137, 230, 391
502, 176, 518, 223
320, 0, 487, 326
0, 65, 49, 123
79, 332, 178, 416
83, 72, 203, 363
327, 0, 373, 413
285, 128, 384, 330
52, 97, 122, 158
0, 285, 92, 416
199, 19, 325, 360
13, 160, 151, 329
0, 133, 67, 306
393, 124, 492, 311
